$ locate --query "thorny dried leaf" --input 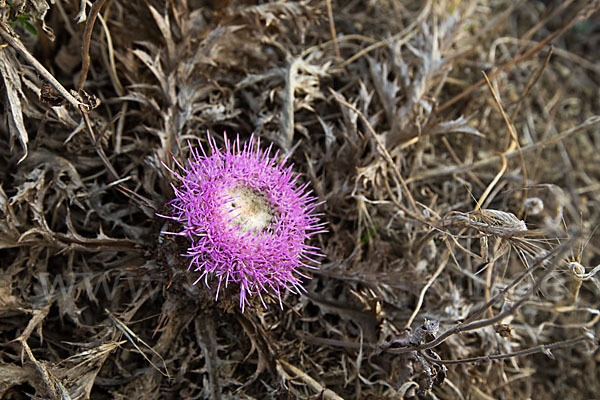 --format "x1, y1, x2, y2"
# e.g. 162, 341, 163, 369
0, 48, 28, 162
